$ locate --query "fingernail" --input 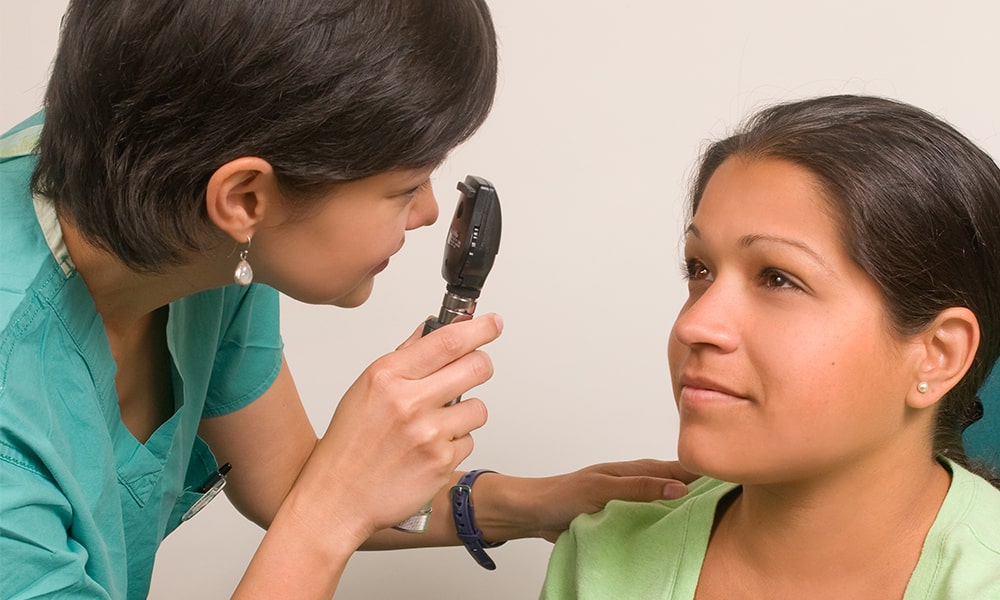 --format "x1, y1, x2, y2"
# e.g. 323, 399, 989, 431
492, 313, 504, 333
663, 481, 688, 499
